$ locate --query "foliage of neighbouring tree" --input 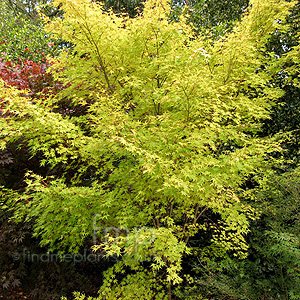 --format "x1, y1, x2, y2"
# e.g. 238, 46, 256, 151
1, 0, 299, 299
265, 0, 300, 113
261, 0, 300, 166
3, 0, 63, 20
0, 1, 59, 62
99, 0, 144, 17
170, 0, 249, 38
